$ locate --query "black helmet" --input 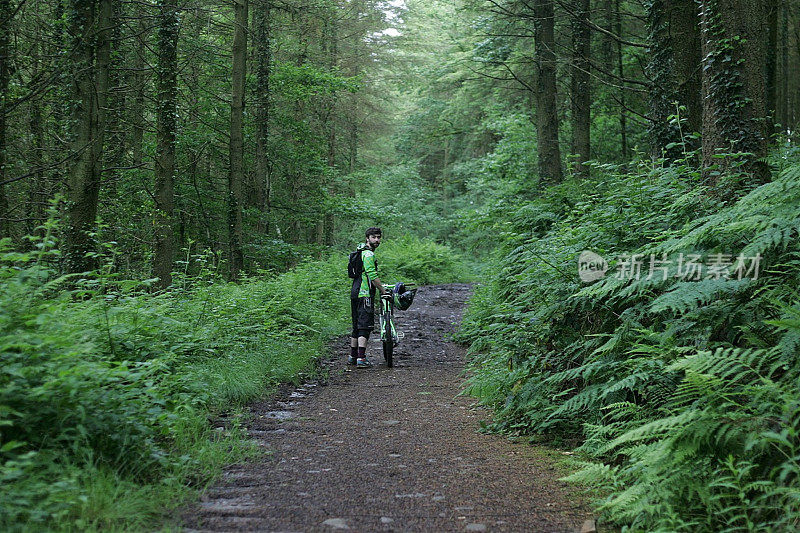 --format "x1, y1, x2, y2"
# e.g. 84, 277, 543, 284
395, 288, 416, 310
